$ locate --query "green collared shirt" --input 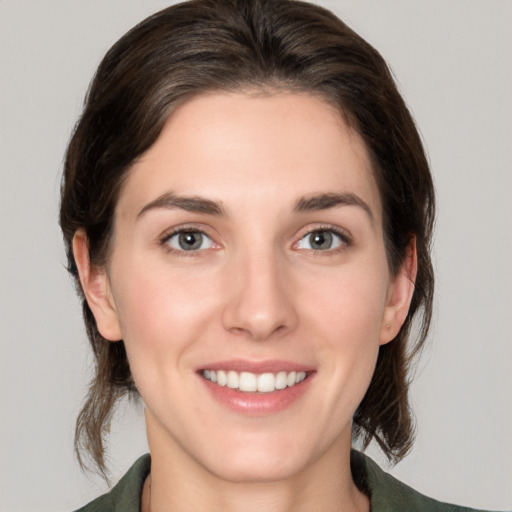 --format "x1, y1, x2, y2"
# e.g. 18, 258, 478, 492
74, 452, 499, 512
